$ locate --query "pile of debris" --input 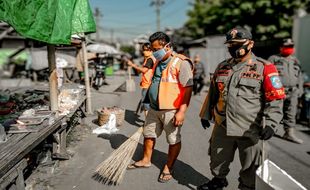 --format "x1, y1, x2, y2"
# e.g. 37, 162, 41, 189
0, 89, 50, 130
